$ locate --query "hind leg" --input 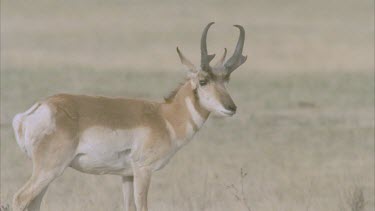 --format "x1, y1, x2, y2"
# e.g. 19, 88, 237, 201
13, 131, 77, 211
28, 187, 48, 211
13, 170, 57, 211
